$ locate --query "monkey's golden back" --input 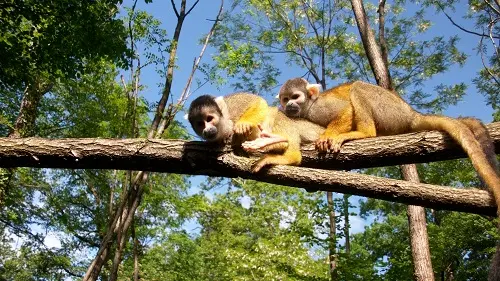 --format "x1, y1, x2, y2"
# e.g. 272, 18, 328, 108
349, 81, 417, 135
267, 107, 325, 146
223, 92, 266, 123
